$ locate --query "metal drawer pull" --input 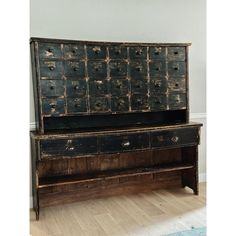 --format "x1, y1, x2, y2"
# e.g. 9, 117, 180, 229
73, 67, 79, 71
49, 66, 55, 71
50, 86, 54, 90
122, 140, 130, 147
115, 50, 121, 55
93, 47, 101, 54
116, 67, 121, 72
171, 136, 179, 143
136, 49, 142, 55
174, 51, 178, 55
48, 48, 53, 52
74, 85, 79, 90
156, 67, 160, 71
72, 49, 76, 54
136, 66, 142, 72
50, 103, 56, 109
174, 67, 179, 71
